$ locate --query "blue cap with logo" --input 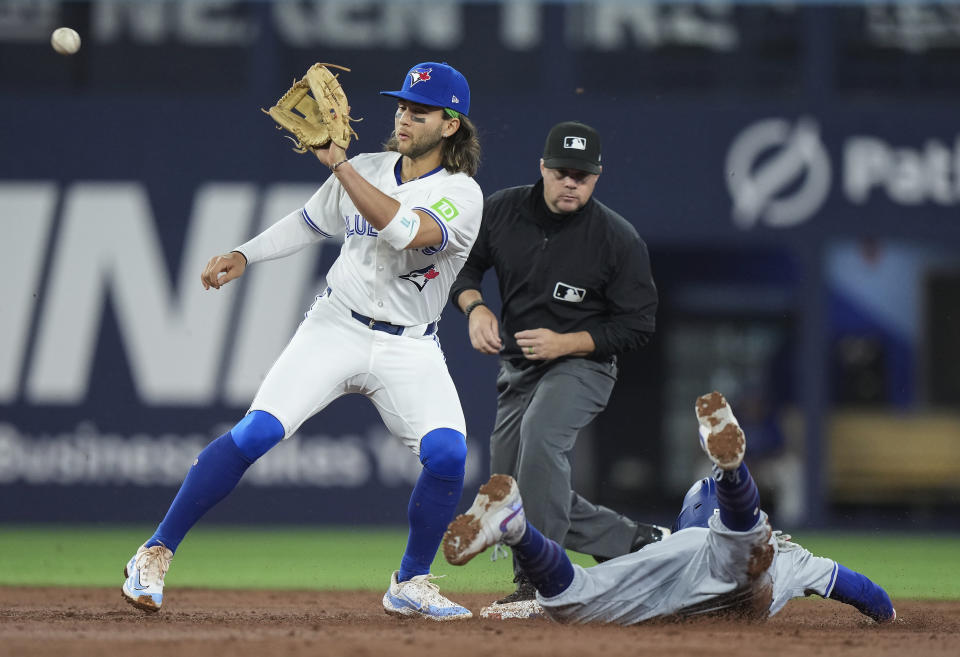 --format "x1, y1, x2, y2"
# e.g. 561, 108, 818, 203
380, 62, 470, 117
